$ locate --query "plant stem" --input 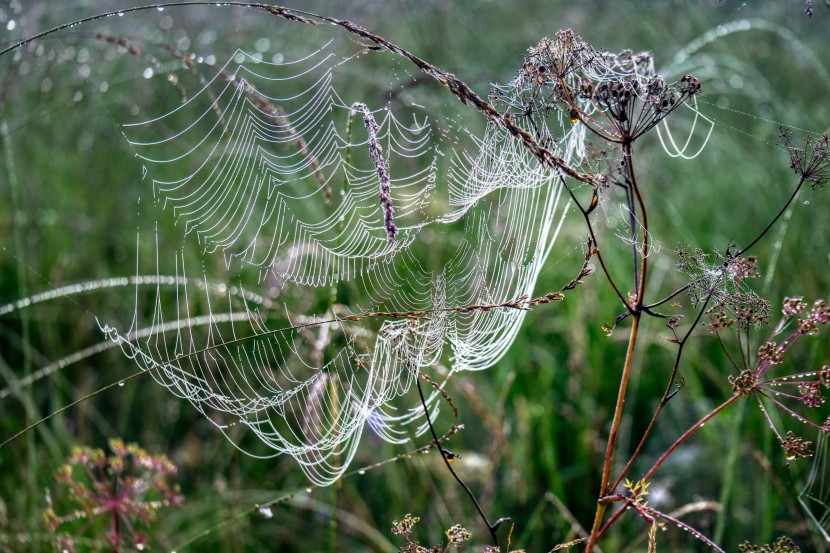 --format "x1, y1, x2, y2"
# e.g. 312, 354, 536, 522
596, 394, 741, 542
626, 143, 648, 304
112, 508, 121, 553
415, 374, 503, 546
585, 312, 641, 552
643, 394, 740, 482
736, 177, 806, 257
556, 176, 632, 313
611, 291, 715, 492
586, 141, 647, 553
